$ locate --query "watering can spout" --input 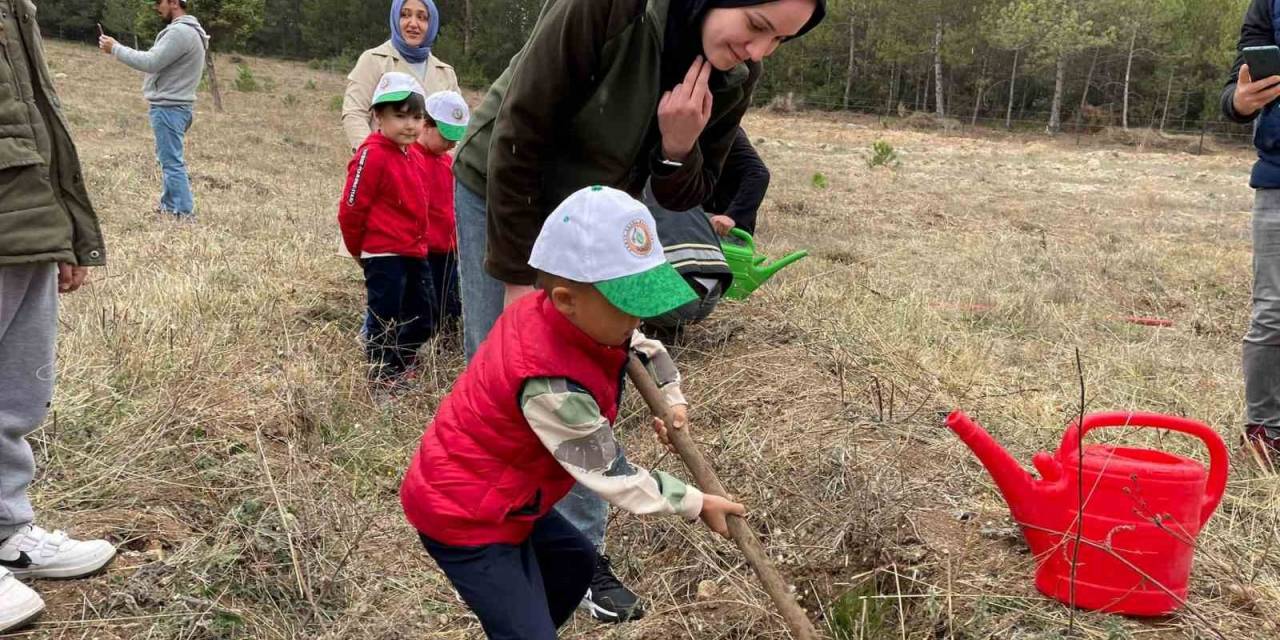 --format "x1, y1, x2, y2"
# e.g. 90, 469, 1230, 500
720, 229, 809, 300
946, 410, 1045, 530
754, 250, 808, 281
